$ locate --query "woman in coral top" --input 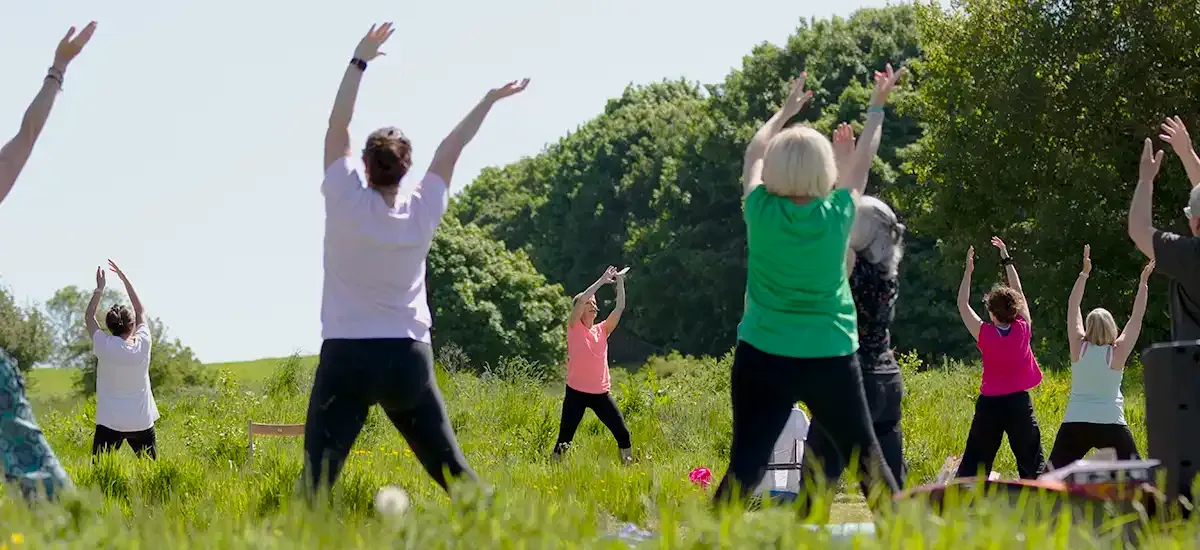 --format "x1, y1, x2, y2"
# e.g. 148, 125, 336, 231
954, 237, 1048, 479
552, 266, 633, 464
